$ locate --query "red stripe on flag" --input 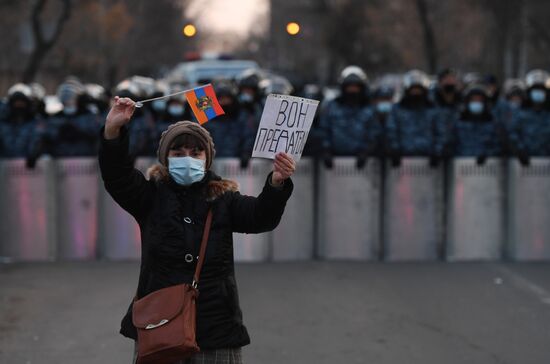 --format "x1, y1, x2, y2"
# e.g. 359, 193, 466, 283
203, 84, 225, 117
